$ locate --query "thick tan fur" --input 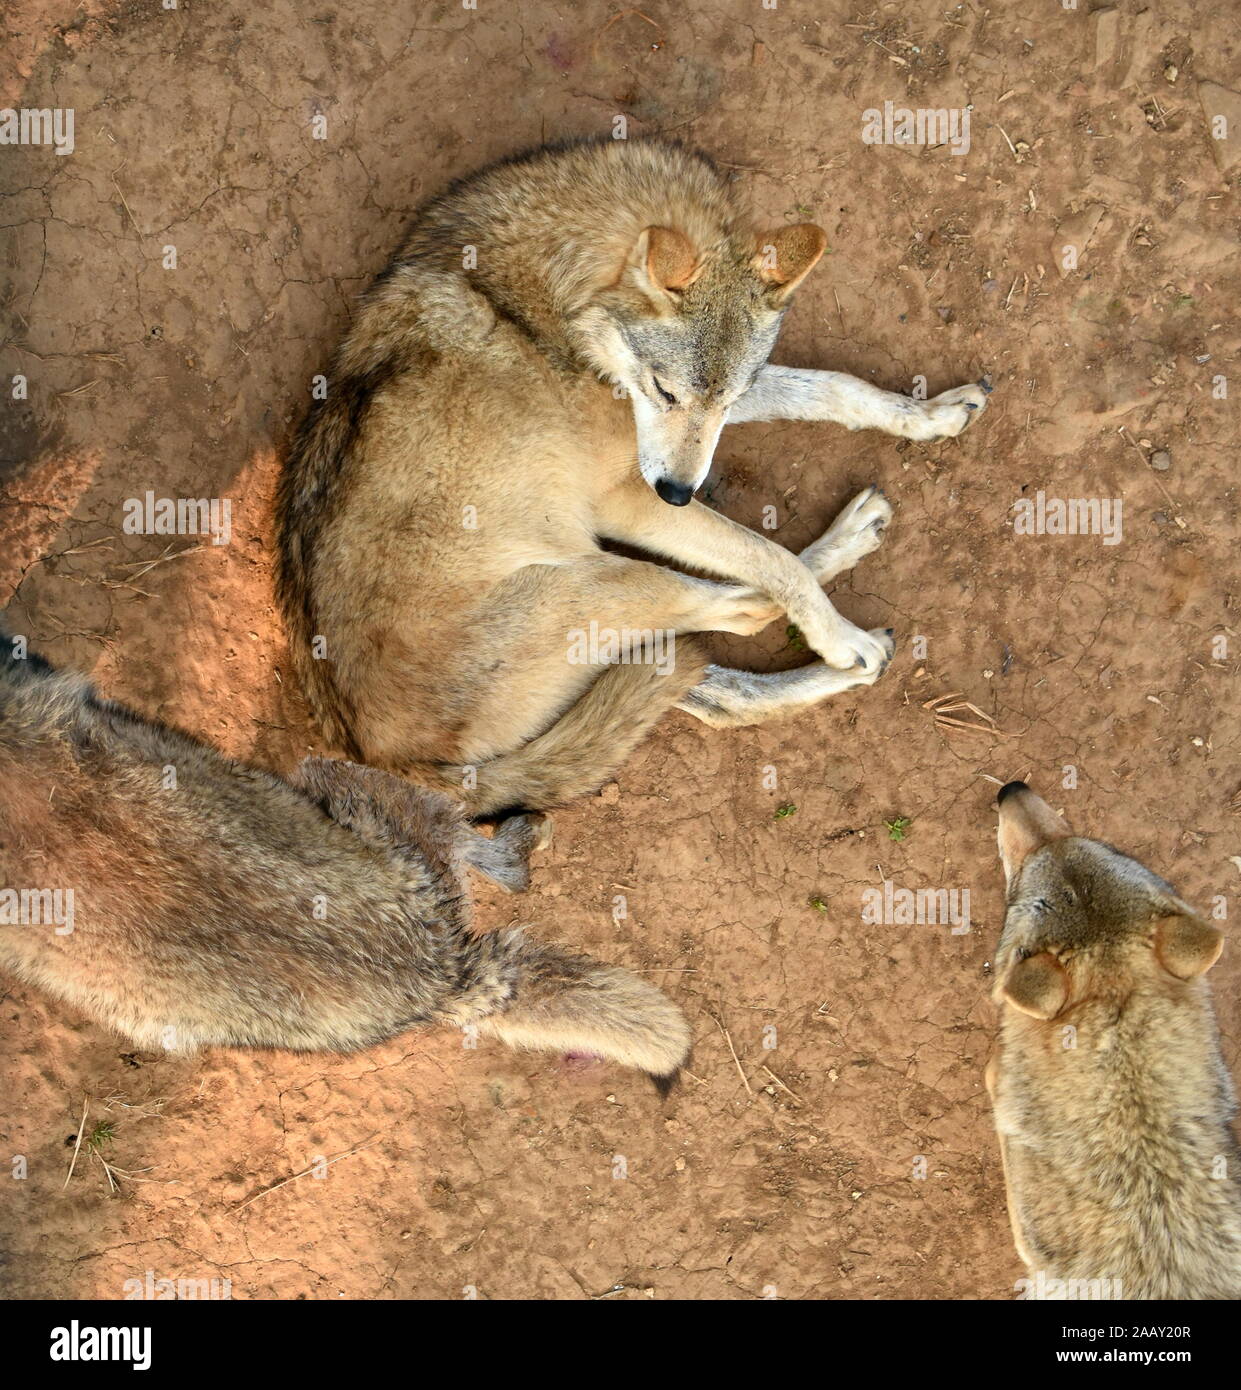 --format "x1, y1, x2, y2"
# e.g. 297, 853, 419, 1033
989, 782, 1241, 1299
0, 639, 689, 1087
276, 137, 988, 813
